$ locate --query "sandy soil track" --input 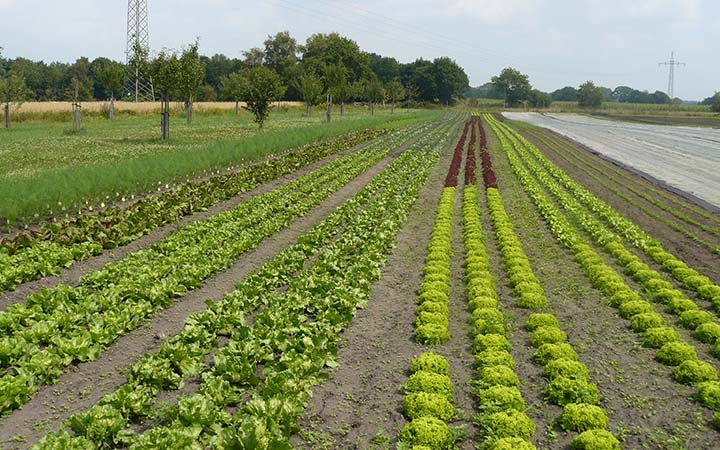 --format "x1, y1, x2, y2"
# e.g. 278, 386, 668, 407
503, 112, 720, 210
